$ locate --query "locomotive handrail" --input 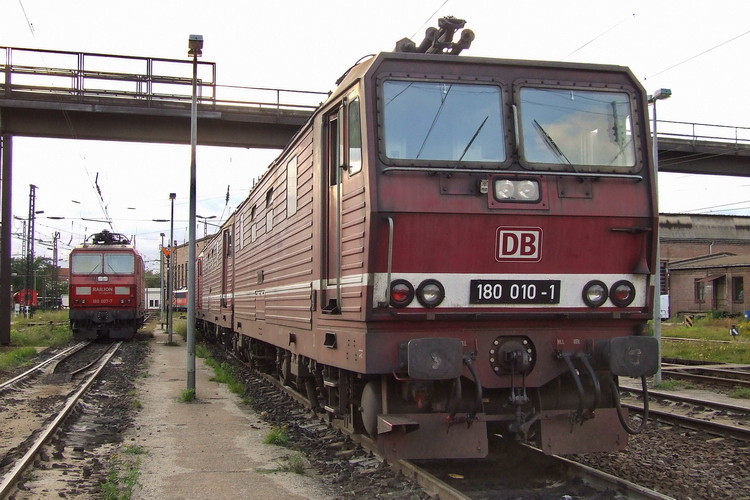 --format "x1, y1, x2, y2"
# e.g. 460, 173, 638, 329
382, 216, 394, 308
381, 166, 644, 180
